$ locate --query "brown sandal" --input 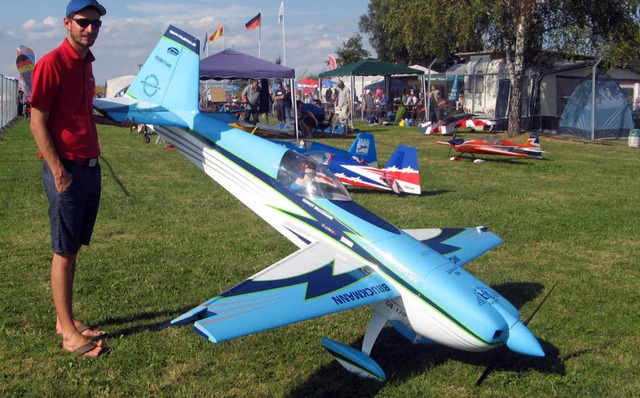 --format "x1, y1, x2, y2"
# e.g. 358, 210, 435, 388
67, 341, 111, 357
